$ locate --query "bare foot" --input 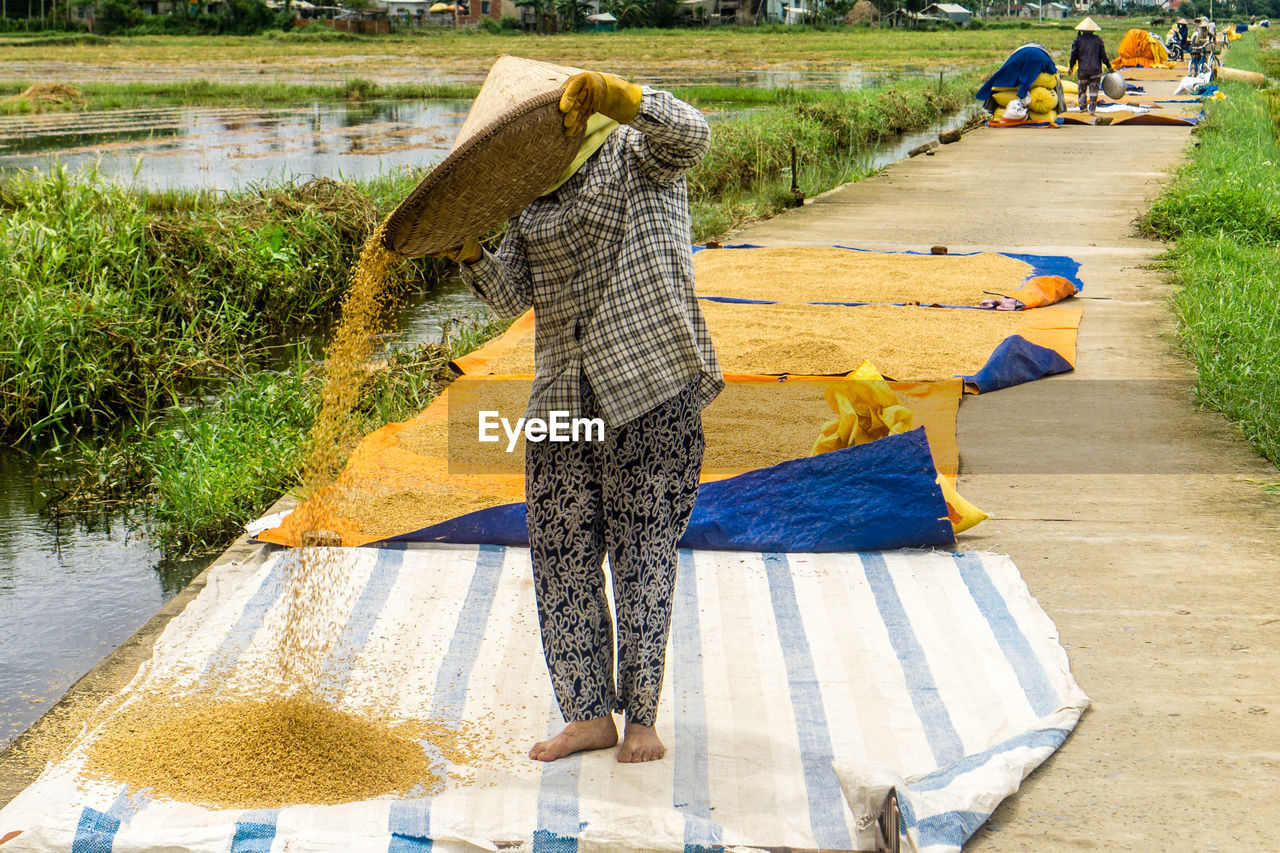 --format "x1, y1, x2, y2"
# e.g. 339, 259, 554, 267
617, 720, 666, 763
528, 716, 618, 762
